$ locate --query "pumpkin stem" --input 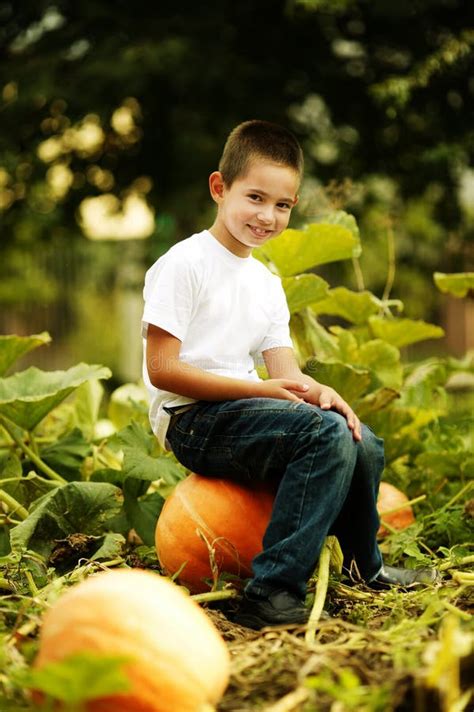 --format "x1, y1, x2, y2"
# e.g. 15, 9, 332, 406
305, 536, 333, 645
